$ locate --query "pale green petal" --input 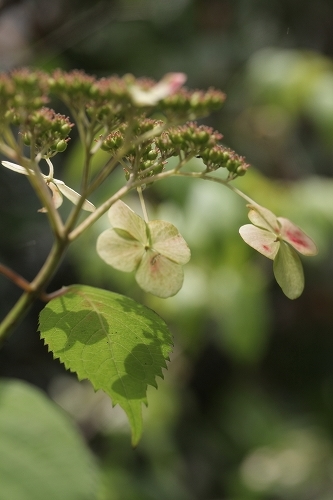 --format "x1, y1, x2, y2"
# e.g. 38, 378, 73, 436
96, 228, 145, 272
39, 182, 63, 213
54, 179, 95, 212
148, 220, 191, 265
247, 204, 280, 233
108, 200, 147, 244
277, 217, 318, 256
1, 161, 33, 175
239, 224, 279, 259
273, 241, 305, 299
135, 250, 184, 298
